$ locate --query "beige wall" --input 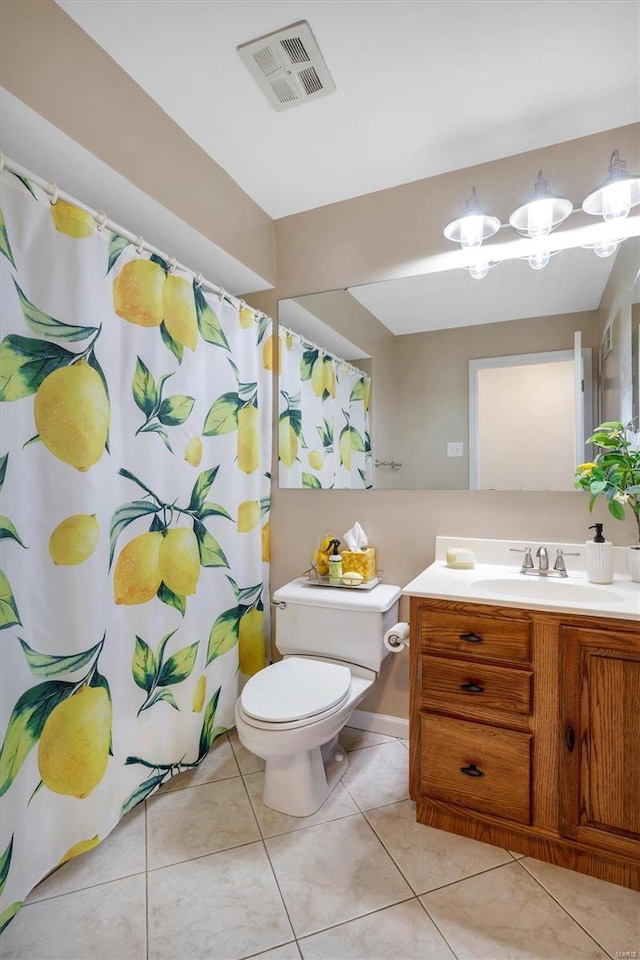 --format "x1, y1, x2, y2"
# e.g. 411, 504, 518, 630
597, 238, 639, 423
